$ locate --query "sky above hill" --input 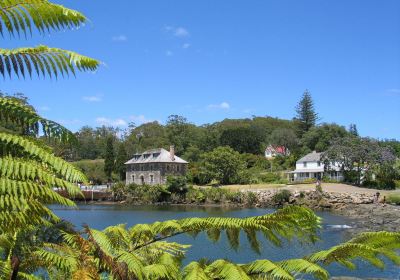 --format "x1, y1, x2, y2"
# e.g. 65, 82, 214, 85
2, 0, 399, 139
